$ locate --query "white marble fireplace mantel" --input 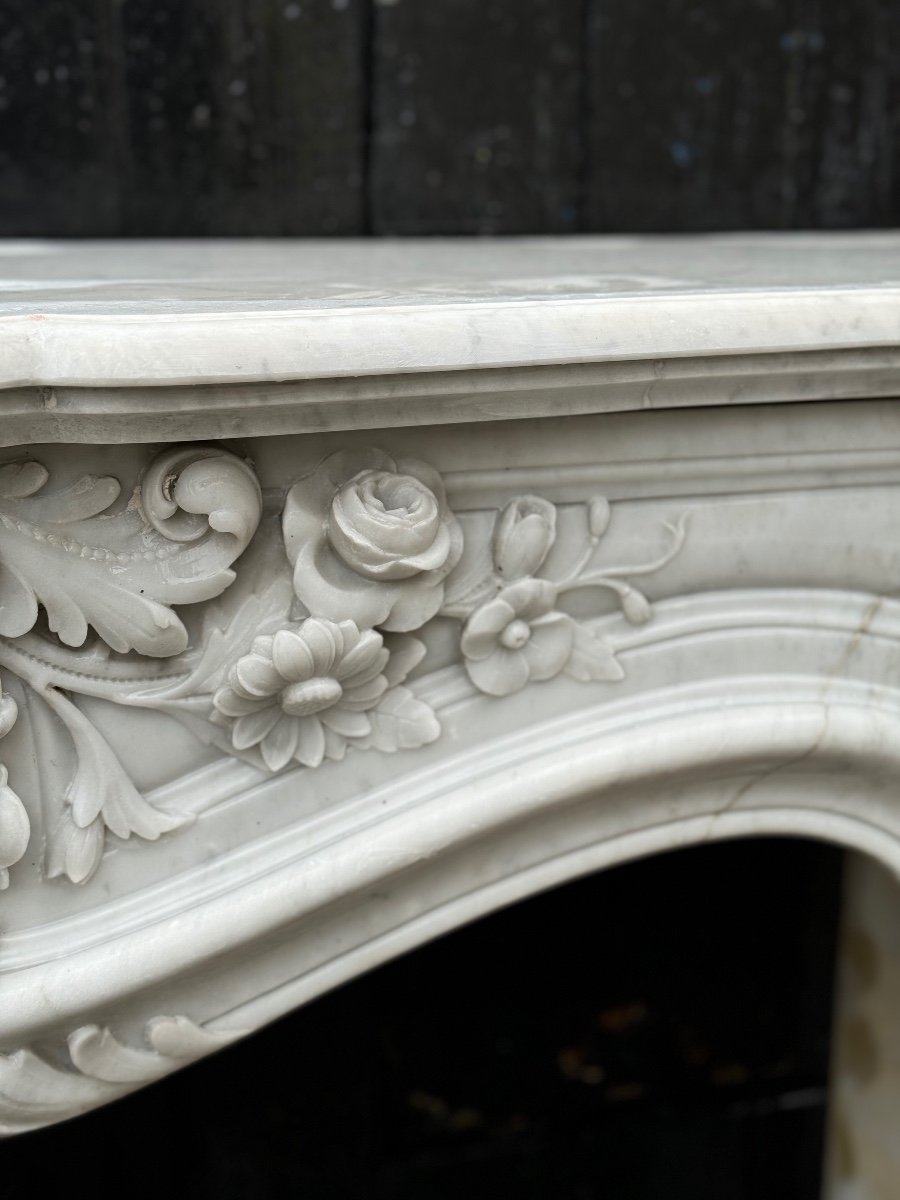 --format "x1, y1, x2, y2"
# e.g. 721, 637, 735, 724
1, 235, 899, 1189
